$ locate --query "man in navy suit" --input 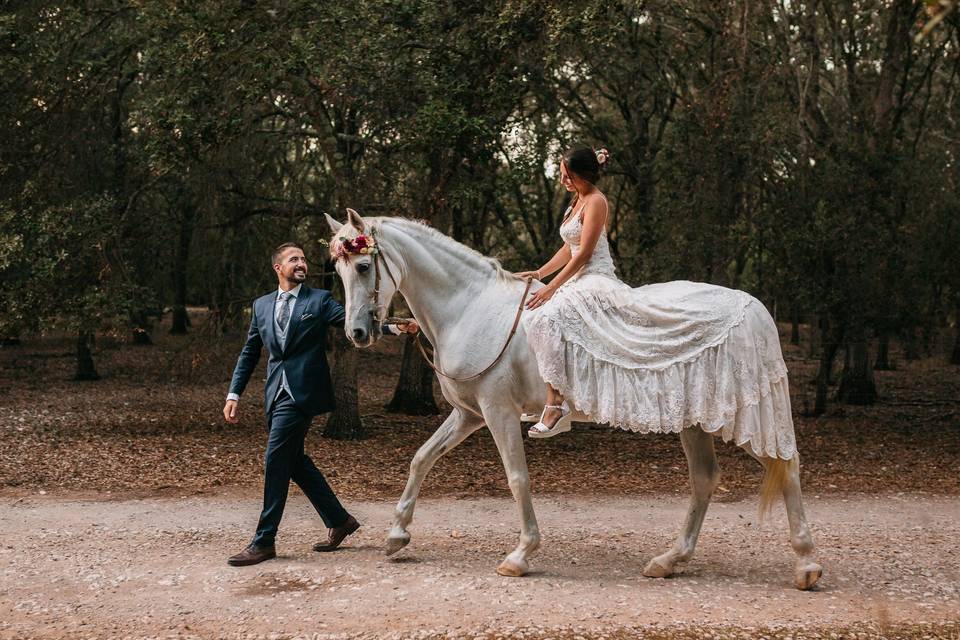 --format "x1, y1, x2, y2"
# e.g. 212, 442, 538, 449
223, 242, 417, 566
